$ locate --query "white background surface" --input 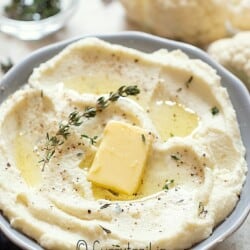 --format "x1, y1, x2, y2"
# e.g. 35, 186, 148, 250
0, 0, 249, 249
